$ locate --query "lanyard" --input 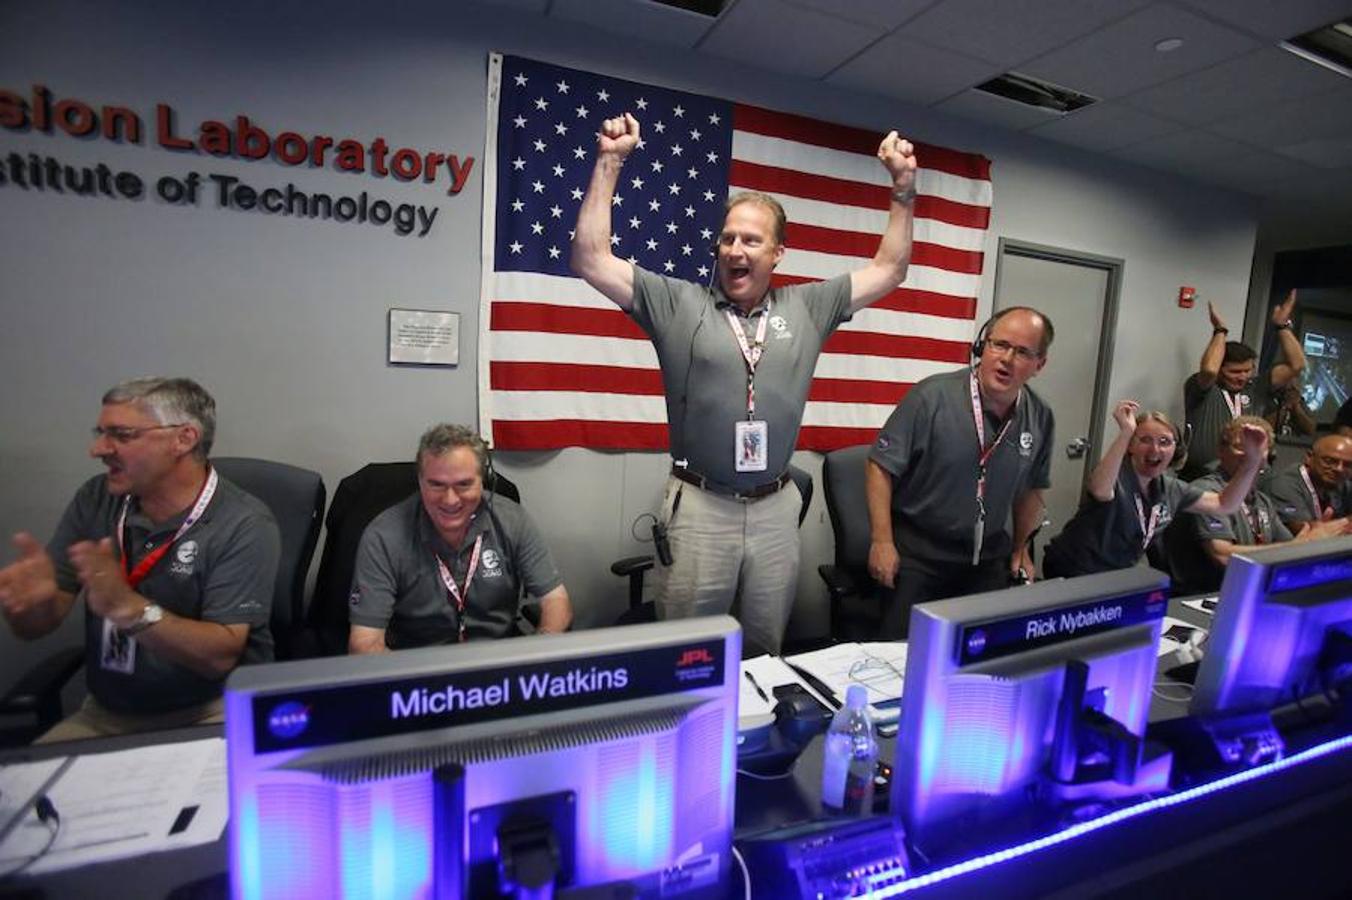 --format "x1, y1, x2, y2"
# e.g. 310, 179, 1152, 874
434, 534, 483, 643
1241, 499, 1269, 544
1222, 389, 1244, 419
1299, 465, 1323, 517
116, 467, 218, 589
968, 370, 1019, 565
724, 300, 772, 419
1133, 492, 1163, 552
